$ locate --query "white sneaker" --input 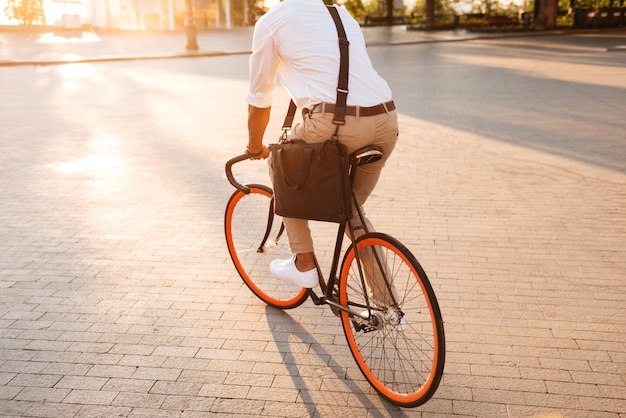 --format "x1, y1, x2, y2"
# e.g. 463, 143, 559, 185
270, 256, 318, 288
